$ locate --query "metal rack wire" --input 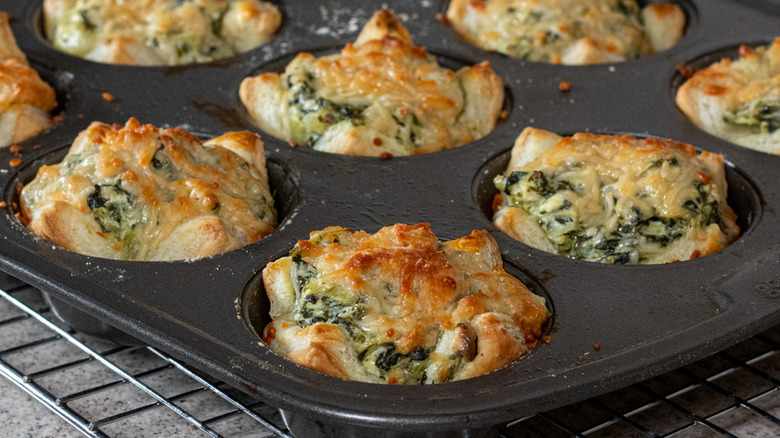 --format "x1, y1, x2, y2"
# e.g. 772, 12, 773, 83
1, 276, 779, 437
